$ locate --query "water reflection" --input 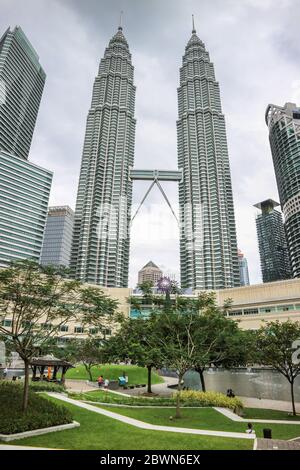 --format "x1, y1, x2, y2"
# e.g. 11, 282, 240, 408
183, 369, 300, 401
